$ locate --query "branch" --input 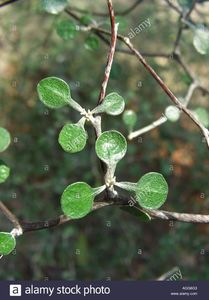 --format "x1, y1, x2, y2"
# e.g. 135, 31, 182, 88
93, 0, 119, 197
164, 0, 182, 15
173, 0, 197, 55
185, 0, 198, 19
14, 196, 209, 234
115, 47, 171, 58
105, 31, 209, 146
66, 7, 209, 97
65, 9, 209, 147
19, 202, 112, 233
0, 0, 21, 8
65, 10, 171, 59
128, 116, 167, 140
98, 0, 118, 104
174, 52, 194, 80
121, 38, 204, 133
184, 81, 199, 106
173, 20, 184, 53
128, 80, 200, 140
0, 201, 22, 230
145, 208, 209, 223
